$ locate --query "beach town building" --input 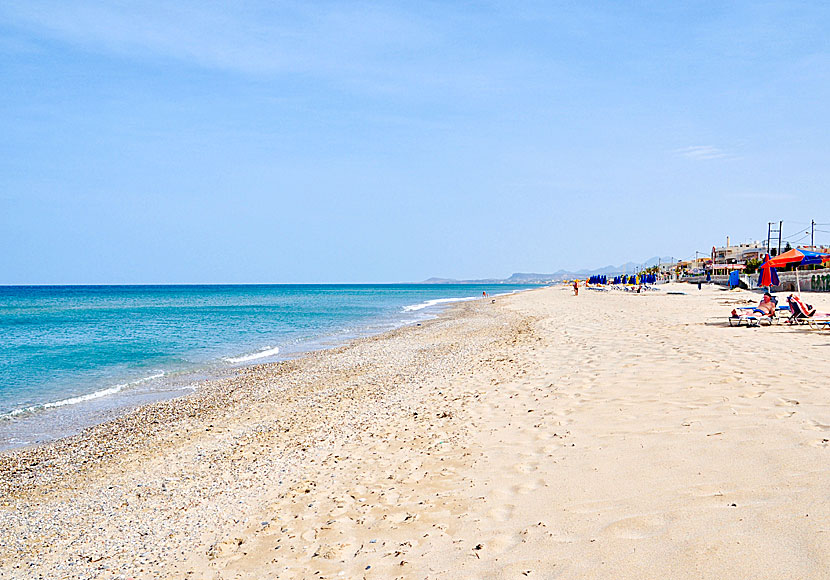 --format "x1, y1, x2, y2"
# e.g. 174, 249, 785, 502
713, 239, 766, 264
668, 260, 693, 277
657, 262, 676, 275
